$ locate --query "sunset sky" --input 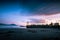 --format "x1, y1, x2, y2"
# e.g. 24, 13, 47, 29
0, 0, 60, 26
